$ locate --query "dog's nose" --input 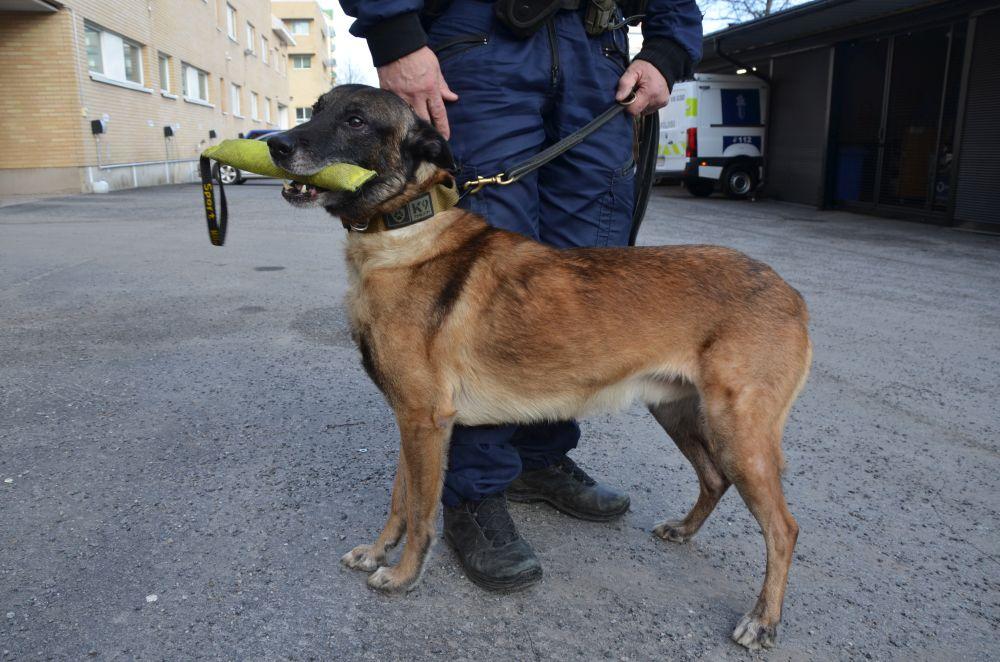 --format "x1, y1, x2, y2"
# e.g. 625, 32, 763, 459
267, 133, 296, 159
